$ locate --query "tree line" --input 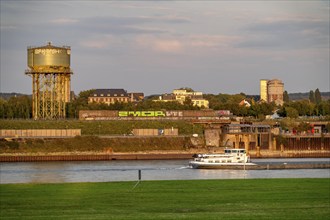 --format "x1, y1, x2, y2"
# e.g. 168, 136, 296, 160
0, 89, 329, 119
